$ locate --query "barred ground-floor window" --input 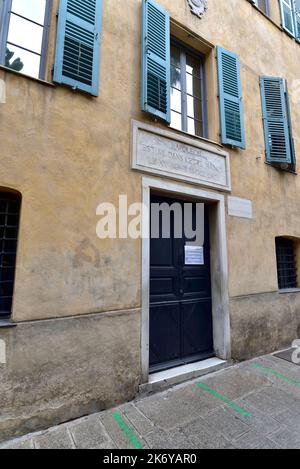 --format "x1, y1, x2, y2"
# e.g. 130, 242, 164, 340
0, 191, 21, 318
275, 237, 298, 290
